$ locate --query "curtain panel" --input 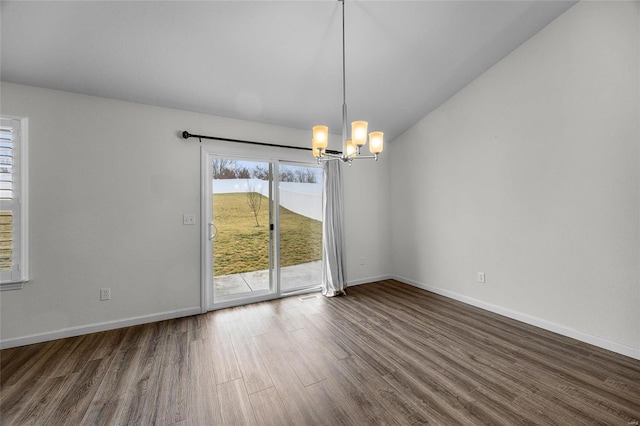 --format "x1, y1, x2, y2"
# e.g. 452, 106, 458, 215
321, 161, 346, 297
